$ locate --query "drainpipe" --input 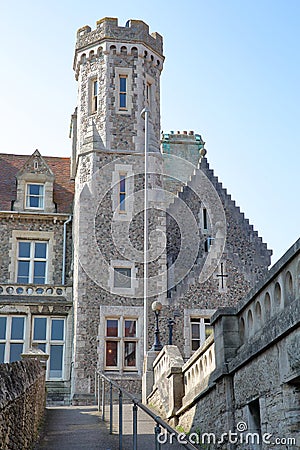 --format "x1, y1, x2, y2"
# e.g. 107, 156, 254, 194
62, 216, 72, 285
